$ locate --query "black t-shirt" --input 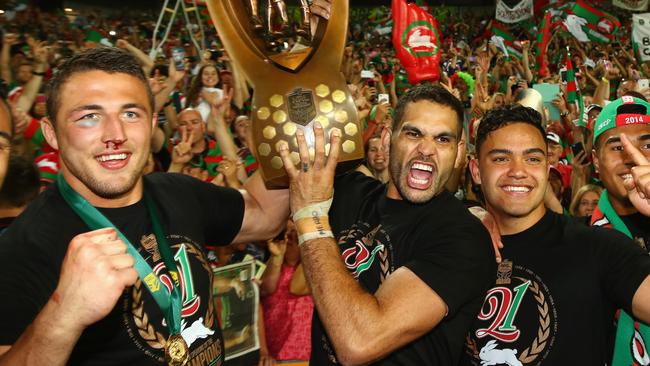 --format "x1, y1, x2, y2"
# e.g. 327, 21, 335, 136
0, 173, 245, 365
0, 216, 15, 235
462, 211, 650, 366
621, 213, 650, 253
310, 172, 496, 365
